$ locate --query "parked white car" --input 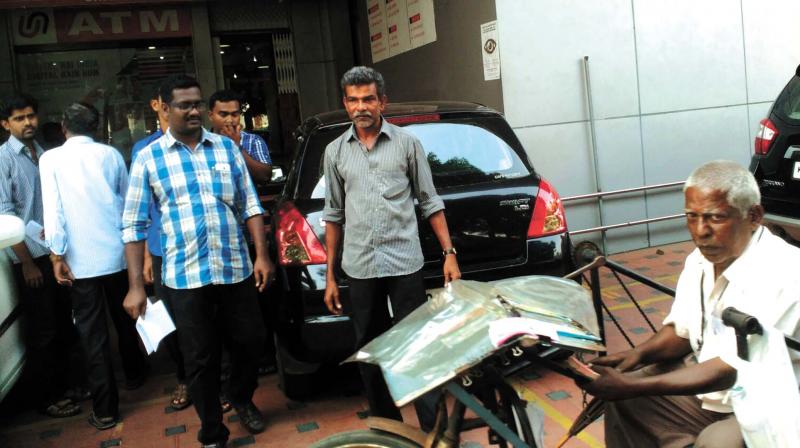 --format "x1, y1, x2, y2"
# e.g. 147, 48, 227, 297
0, 215, 25, 402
